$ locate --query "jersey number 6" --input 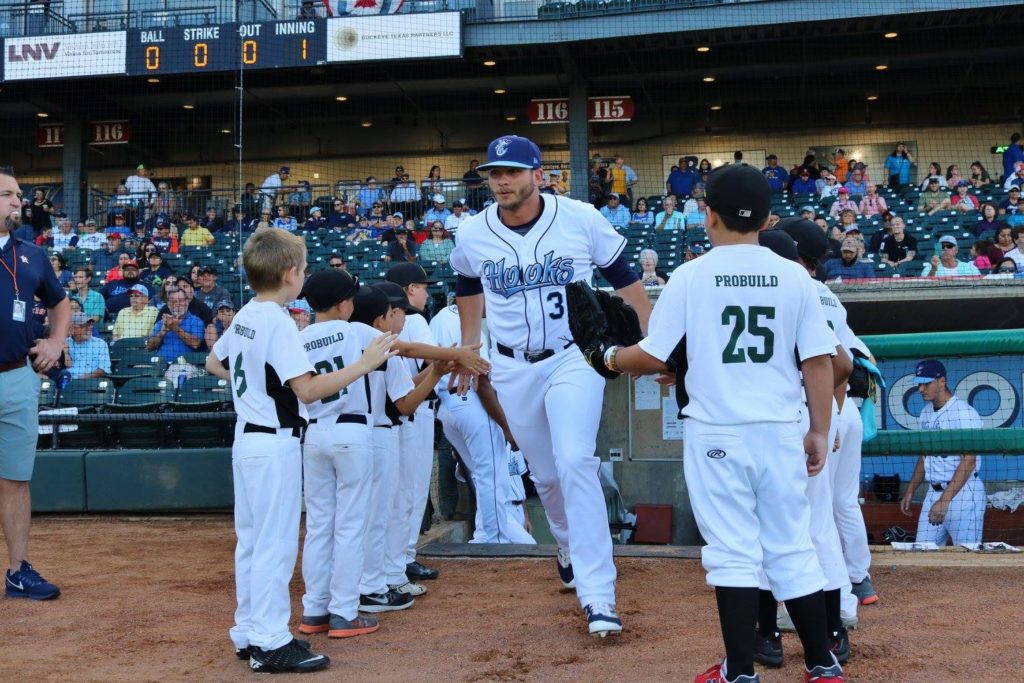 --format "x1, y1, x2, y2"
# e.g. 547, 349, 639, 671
721, 305, 776, 364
